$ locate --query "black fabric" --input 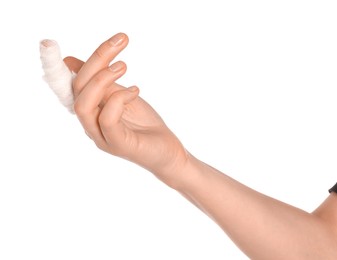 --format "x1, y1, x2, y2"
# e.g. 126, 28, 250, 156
329, 183, 337, 193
